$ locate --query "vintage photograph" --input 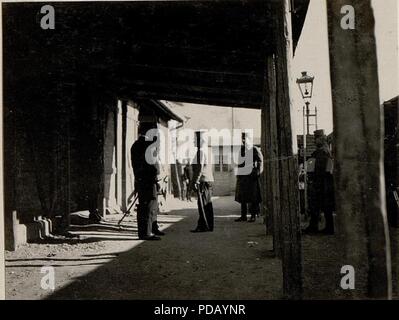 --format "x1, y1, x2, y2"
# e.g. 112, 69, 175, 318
1, 0, 398, 301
